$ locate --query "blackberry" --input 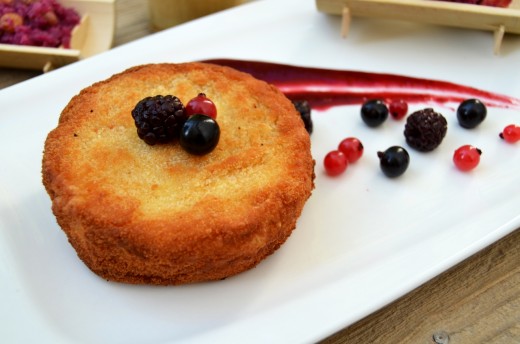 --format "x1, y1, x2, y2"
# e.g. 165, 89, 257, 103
131, 95, 187, 145
292, 100, 313, 134
404, 108, 448, 152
